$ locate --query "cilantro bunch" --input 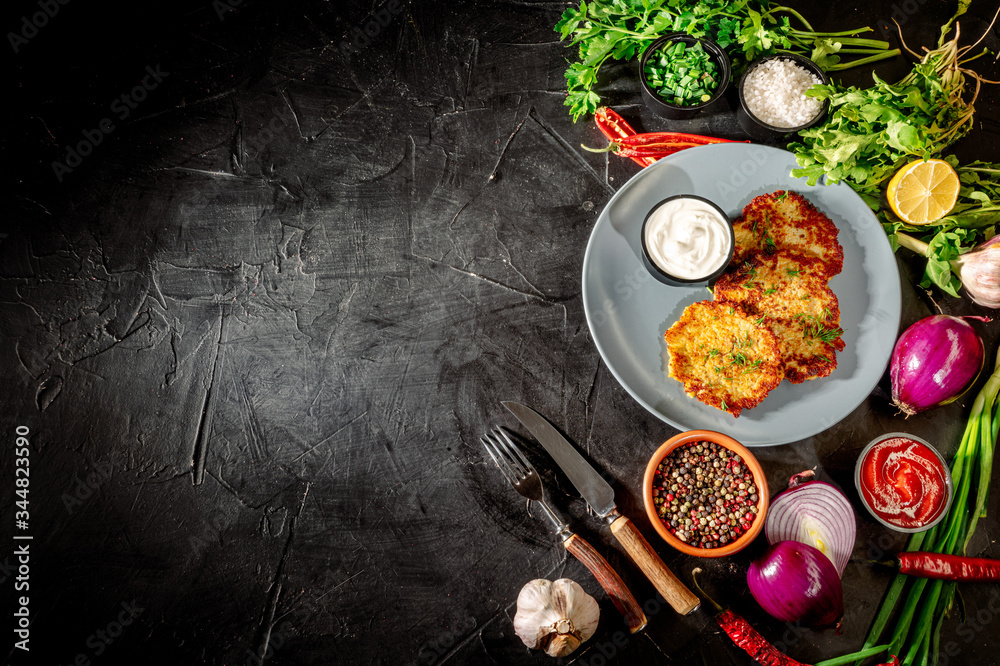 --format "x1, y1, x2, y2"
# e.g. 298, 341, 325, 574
554, 0, 897, 122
